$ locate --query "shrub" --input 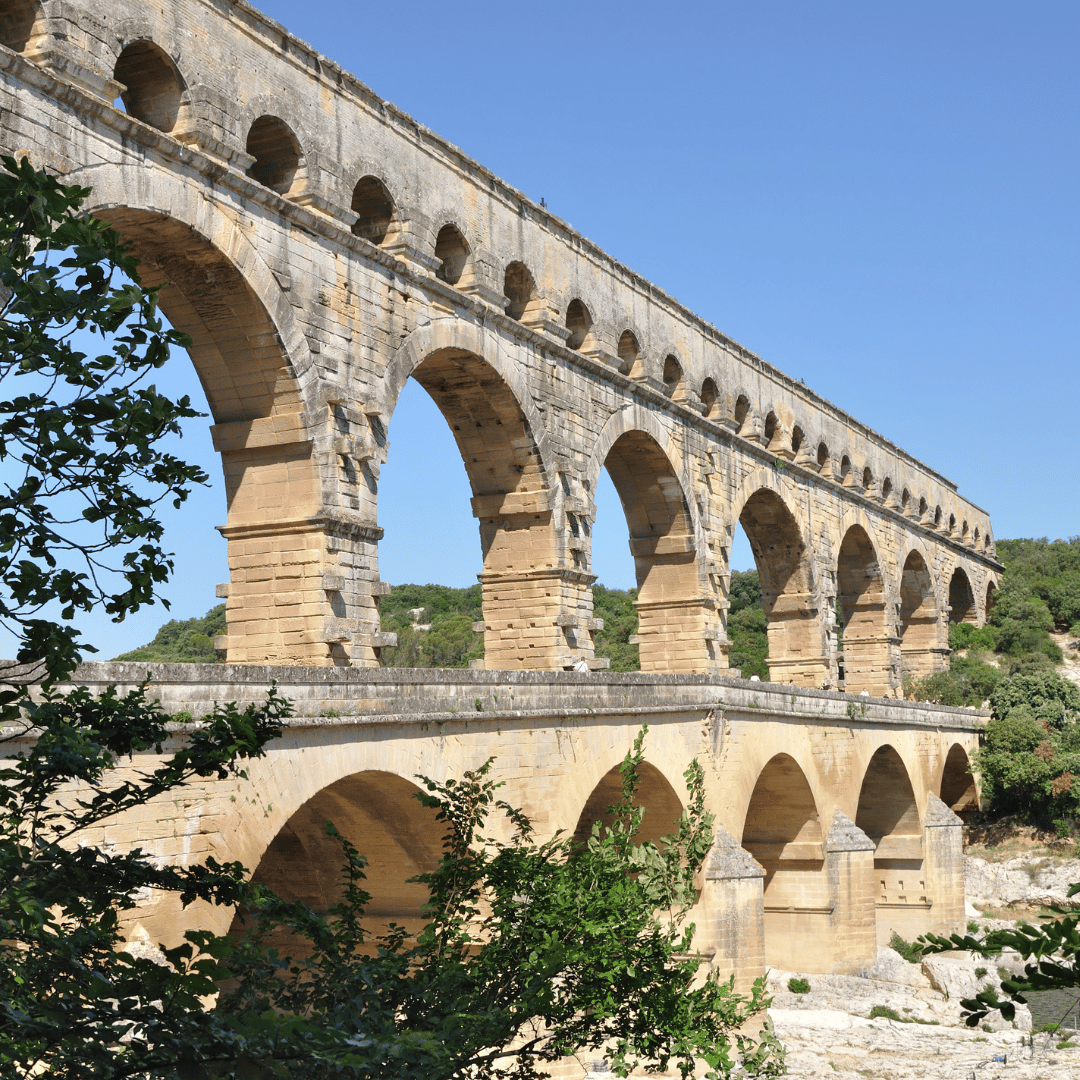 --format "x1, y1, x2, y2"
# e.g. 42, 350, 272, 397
787, 977, 811, 994
869, 1005, 902, 1021
889, 932, 924, 963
